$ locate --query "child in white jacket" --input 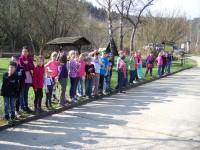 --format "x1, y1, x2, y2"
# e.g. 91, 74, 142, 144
44, 69, 54, 109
